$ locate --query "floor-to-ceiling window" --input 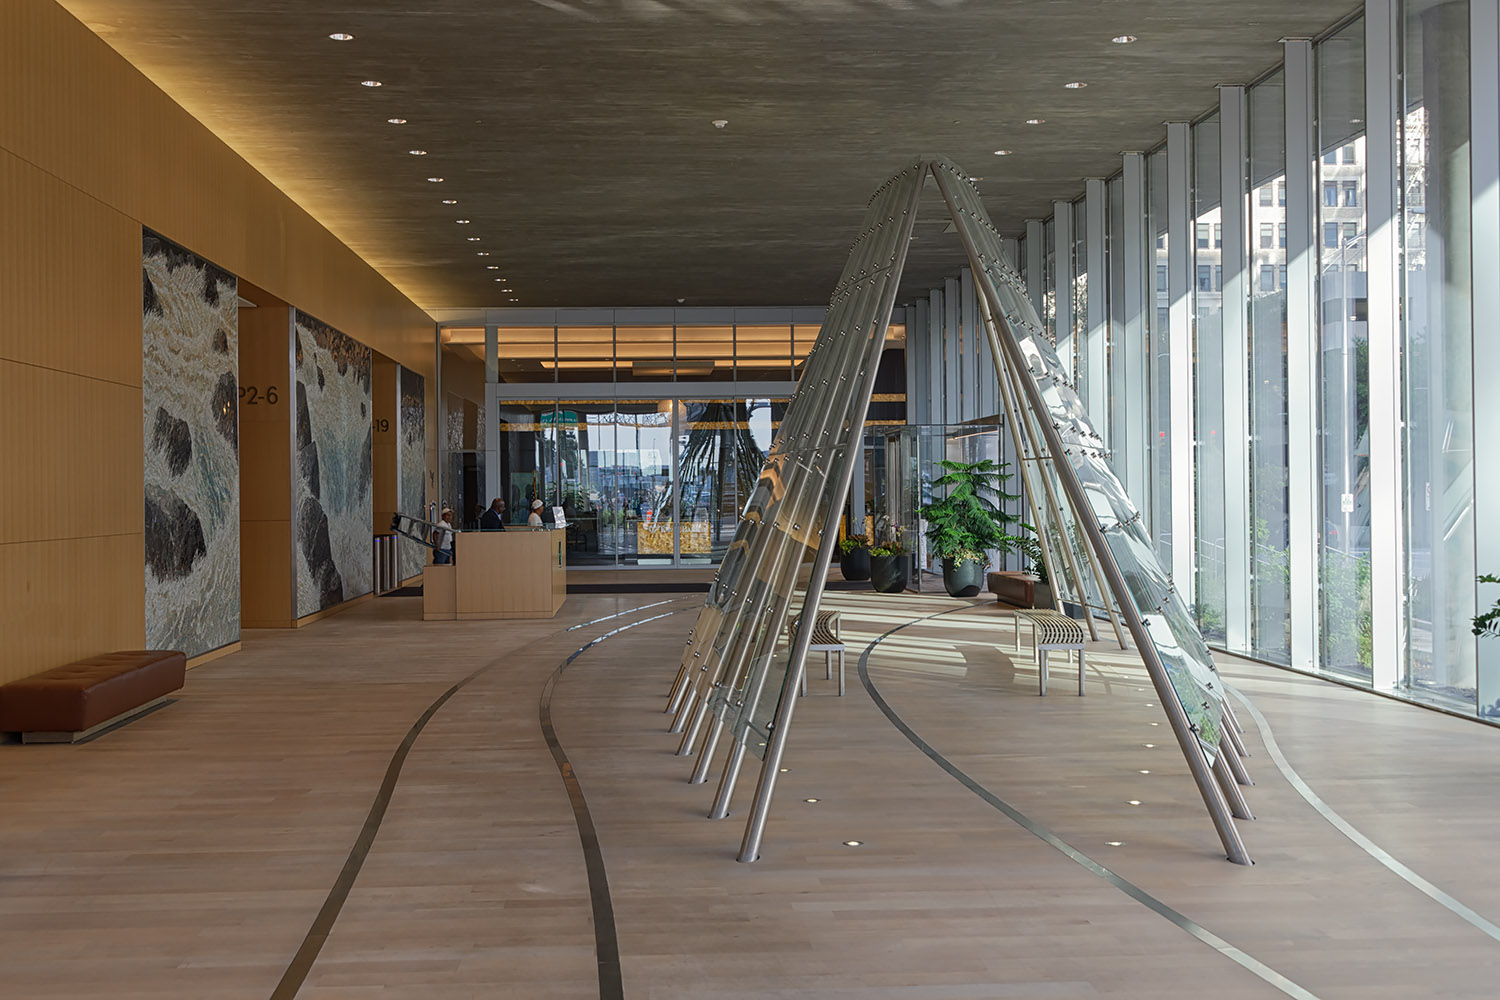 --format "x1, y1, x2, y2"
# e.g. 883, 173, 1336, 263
1072, 198, 1089, 399
1401, 0, 1476, 707
1148, 147, 1173, 565
1193, 114, 1228, 643
1248, 70, 1291, 665
1316, 18, 1374, 682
